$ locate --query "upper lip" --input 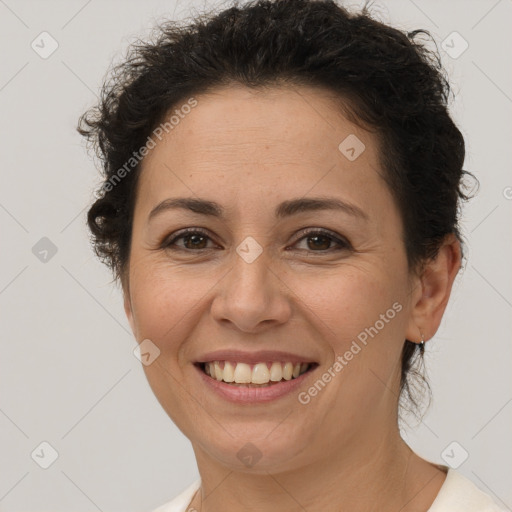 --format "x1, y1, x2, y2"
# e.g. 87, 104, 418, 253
195, 349, 319, 365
